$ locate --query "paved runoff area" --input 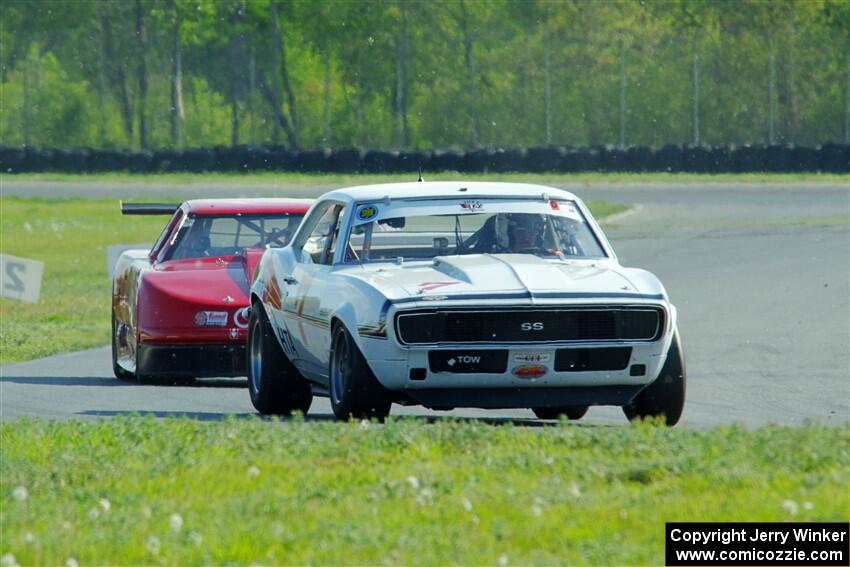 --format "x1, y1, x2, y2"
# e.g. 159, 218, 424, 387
1, 181, 848, 426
